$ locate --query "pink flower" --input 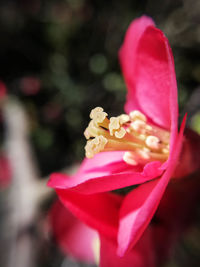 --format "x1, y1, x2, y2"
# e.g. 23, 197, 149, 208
49, 199, 158, 267
49, 199, 98, 264
48, 15, 200, 262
